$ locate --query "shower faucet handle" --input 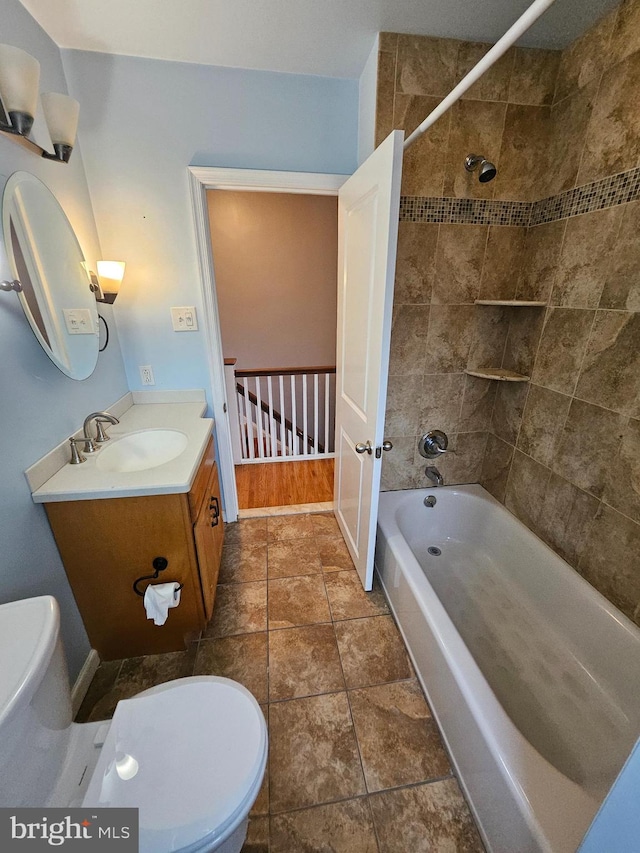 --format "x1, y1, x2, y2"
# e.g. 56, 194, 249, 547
419, 430, 452, 459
